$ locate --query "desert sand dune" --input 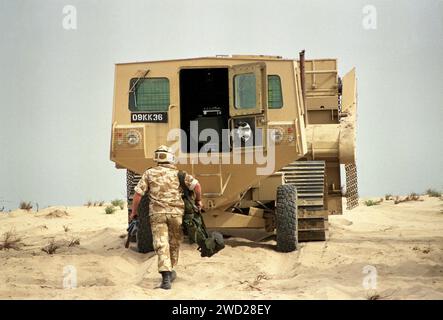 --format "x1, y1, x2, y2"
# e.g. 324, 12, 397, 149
0, 197, 442, 300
